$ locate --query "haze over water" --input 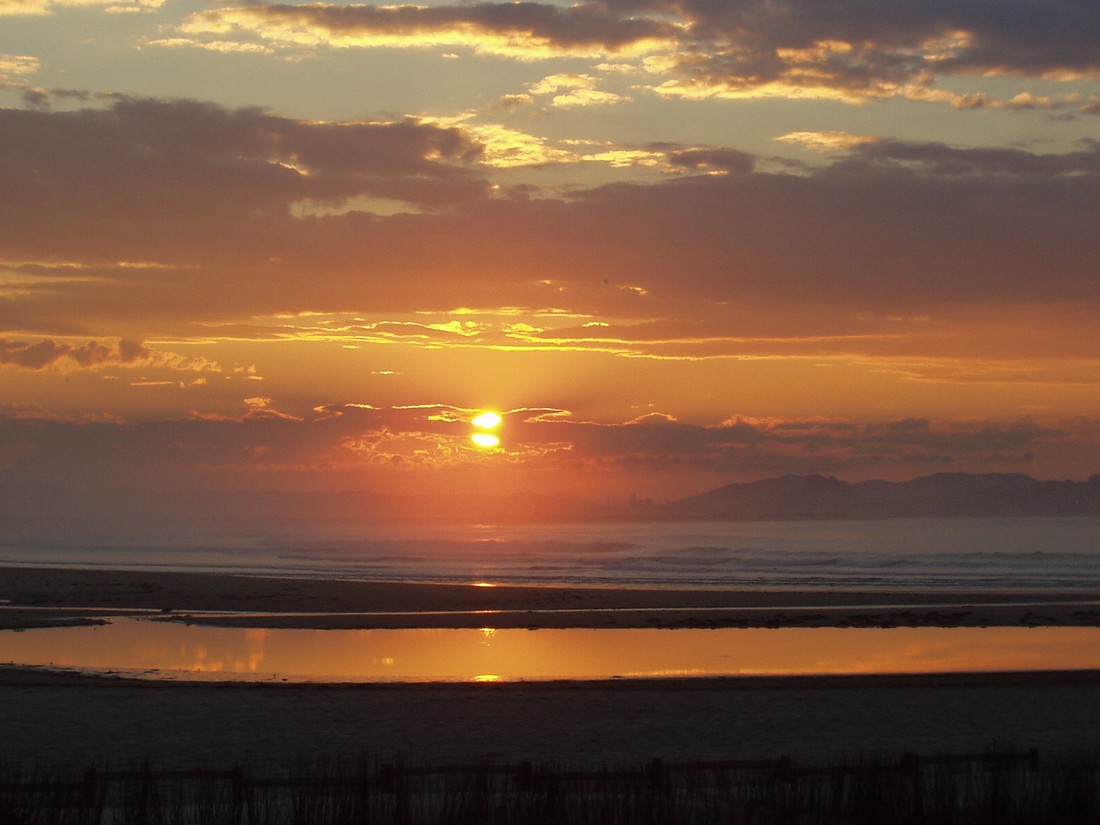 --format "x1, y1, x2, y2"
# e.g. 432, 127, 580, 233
4, 517, 1098, 592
